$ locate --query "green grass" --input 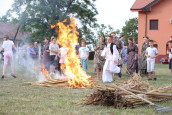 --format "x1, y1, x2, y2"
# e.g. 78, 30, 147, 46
0, 61, 172, 115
